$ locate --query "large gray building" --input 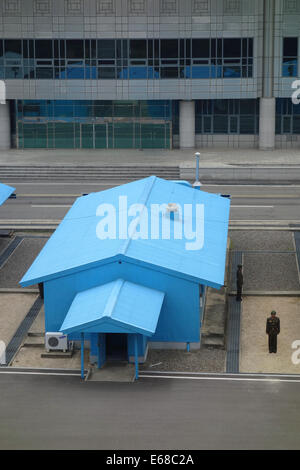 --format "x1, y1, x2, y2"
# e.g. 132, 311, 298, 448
0, 0, 299, 151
